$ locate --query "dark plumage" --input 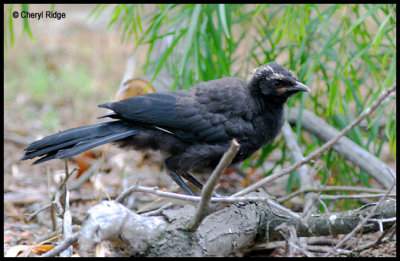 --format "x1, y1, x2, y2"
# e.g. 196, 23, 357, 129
21, 62, 309, 195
